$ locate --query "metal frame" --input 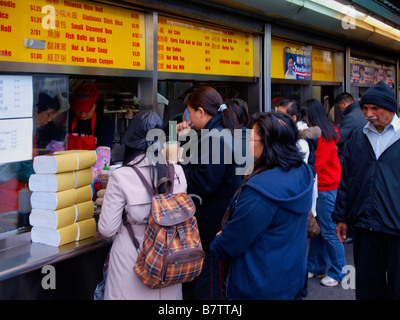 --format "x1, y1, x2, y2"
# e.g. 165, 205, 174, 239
0, 61, 153, 78
264, 23, 271, 112
157, 72, 257, 82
